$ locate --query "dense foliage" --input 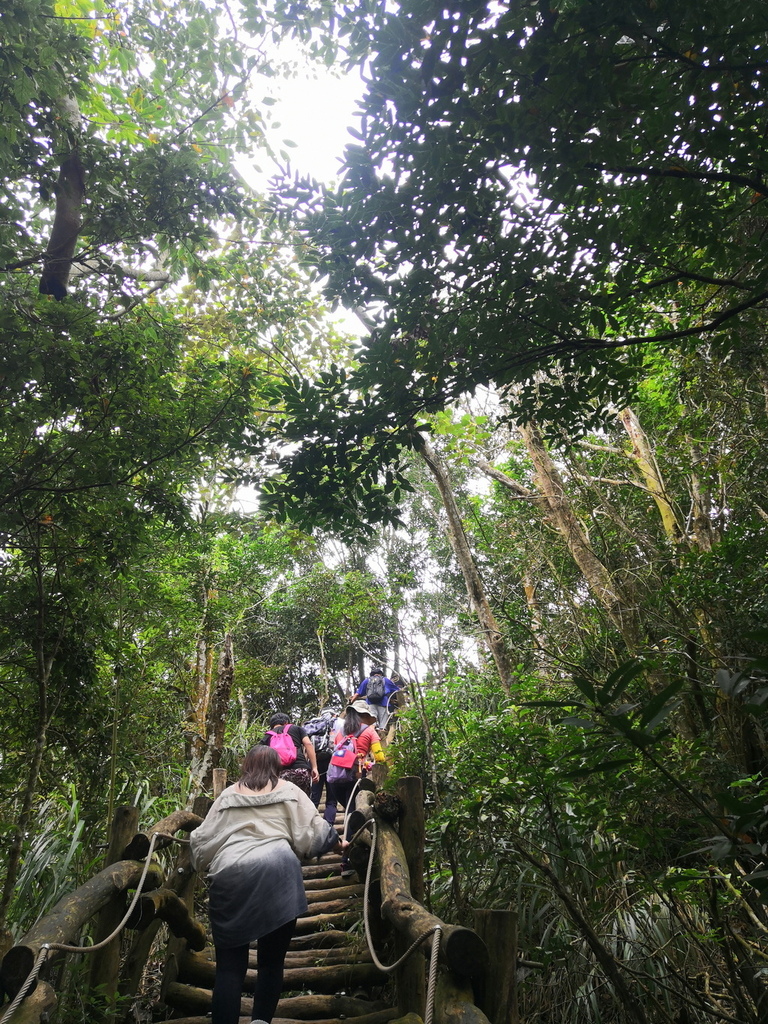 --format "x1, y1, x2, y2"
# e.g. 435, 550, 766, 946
1, 2, 768, 1023
267, 0, 768, 526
